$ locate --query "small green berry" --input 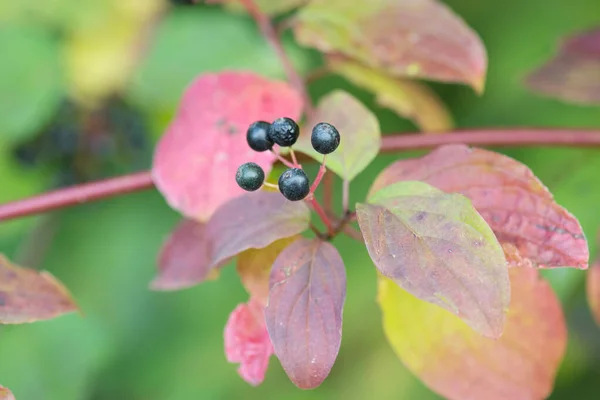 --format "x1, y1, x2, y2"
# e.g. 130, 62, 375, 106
311, 122, 340, 155
236, 162, 265, 191
246, 121, 274, 152
269, 117, 300, 147
278, 168, 310, 201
